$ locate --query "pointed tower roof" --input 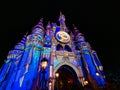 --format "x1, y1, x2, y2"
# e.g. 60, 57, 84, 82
59, 11, 65, 22
14, 34, 27, 50
70, 31, 74, 40
46, 21, 51, 29
32, 18, 45, 34
73, 24, 79, 35
38, 18, 43, 26
33, 18, 45, 31
46, 21, 51, 36
58, 12, 66, 31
